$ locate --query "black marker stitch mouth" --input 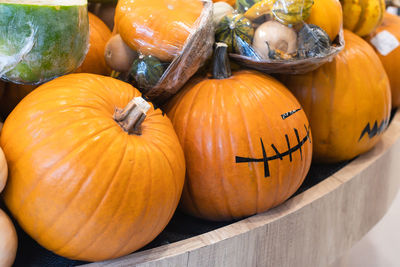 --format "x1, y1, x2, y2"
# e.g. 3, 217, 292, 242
235, 124, 311, 178
359, 119, 389, 141
281, 108, 301, 120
